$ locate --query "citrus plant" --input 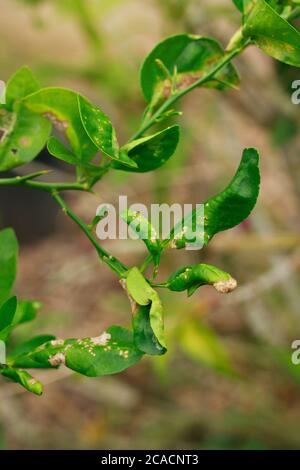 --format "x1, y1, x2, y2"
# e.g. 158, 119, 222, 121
0, 0, 299, 394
